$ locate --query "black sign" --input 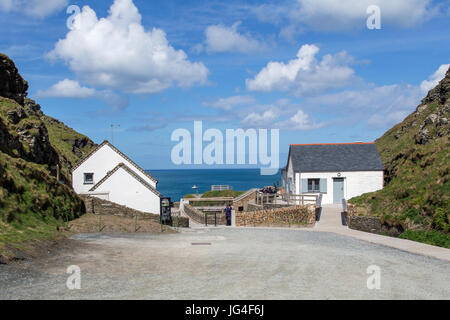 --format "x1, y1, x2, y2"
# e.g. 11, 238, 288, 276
160, 197, 172, 225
